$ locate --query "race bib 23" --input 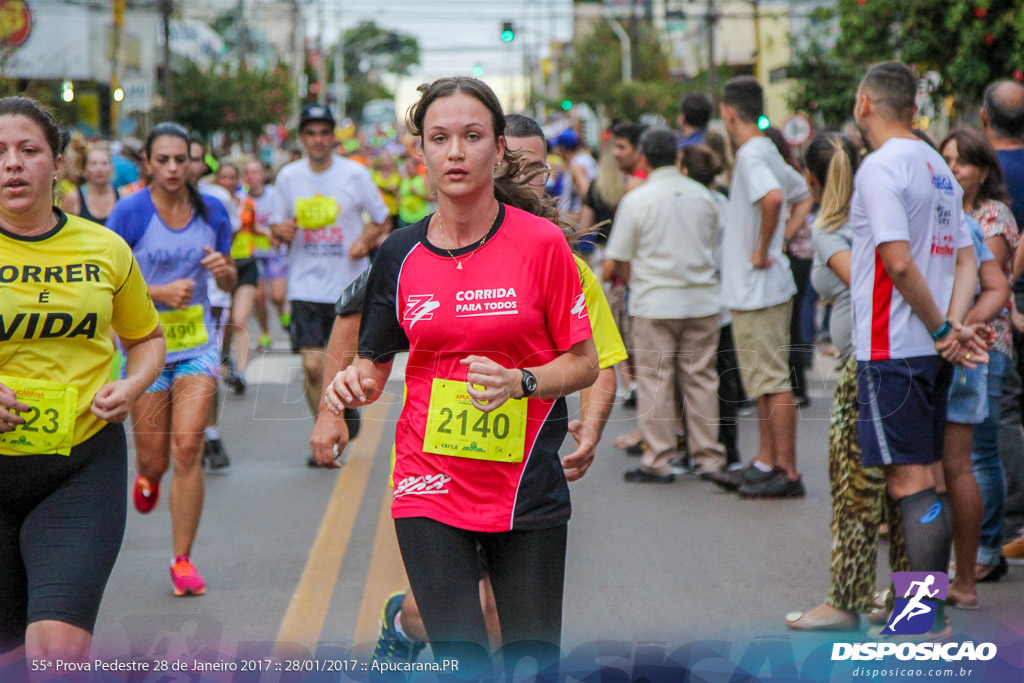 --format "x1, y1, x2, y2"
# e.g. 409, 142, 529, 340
0, 375, 78, 456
